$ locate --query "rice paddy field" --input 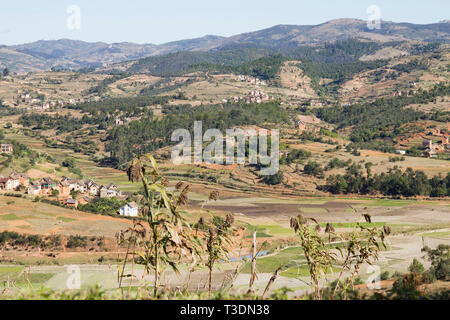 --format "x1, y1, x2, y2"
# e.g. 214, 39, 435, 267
0, 190, 449, 297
